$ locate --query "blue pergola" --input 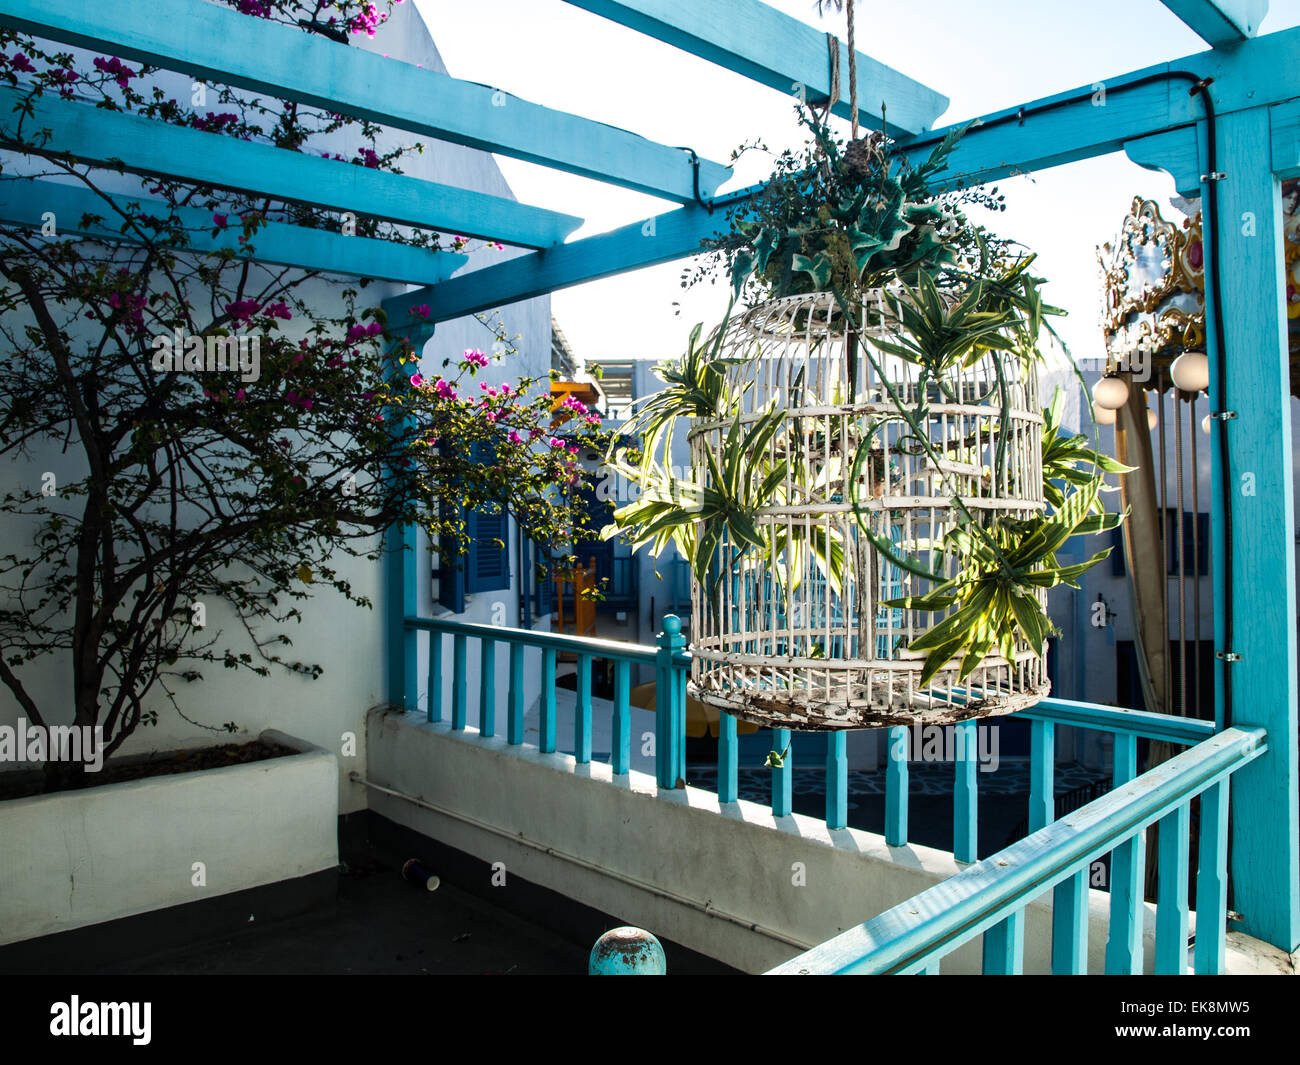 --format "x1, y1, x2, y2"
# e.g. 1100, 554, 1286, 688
2, 0, 1294, 965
